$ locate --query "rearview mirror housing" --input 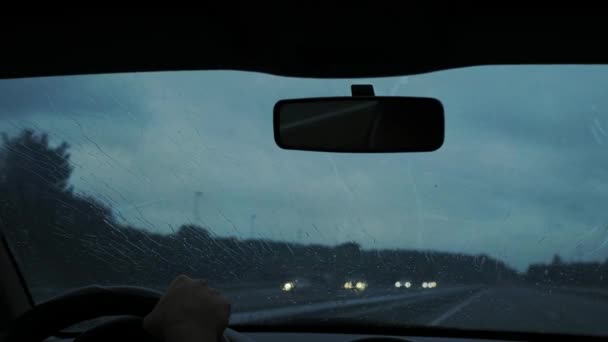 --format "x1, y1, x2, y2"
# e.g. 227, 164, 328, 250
274, 96, 444, 153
